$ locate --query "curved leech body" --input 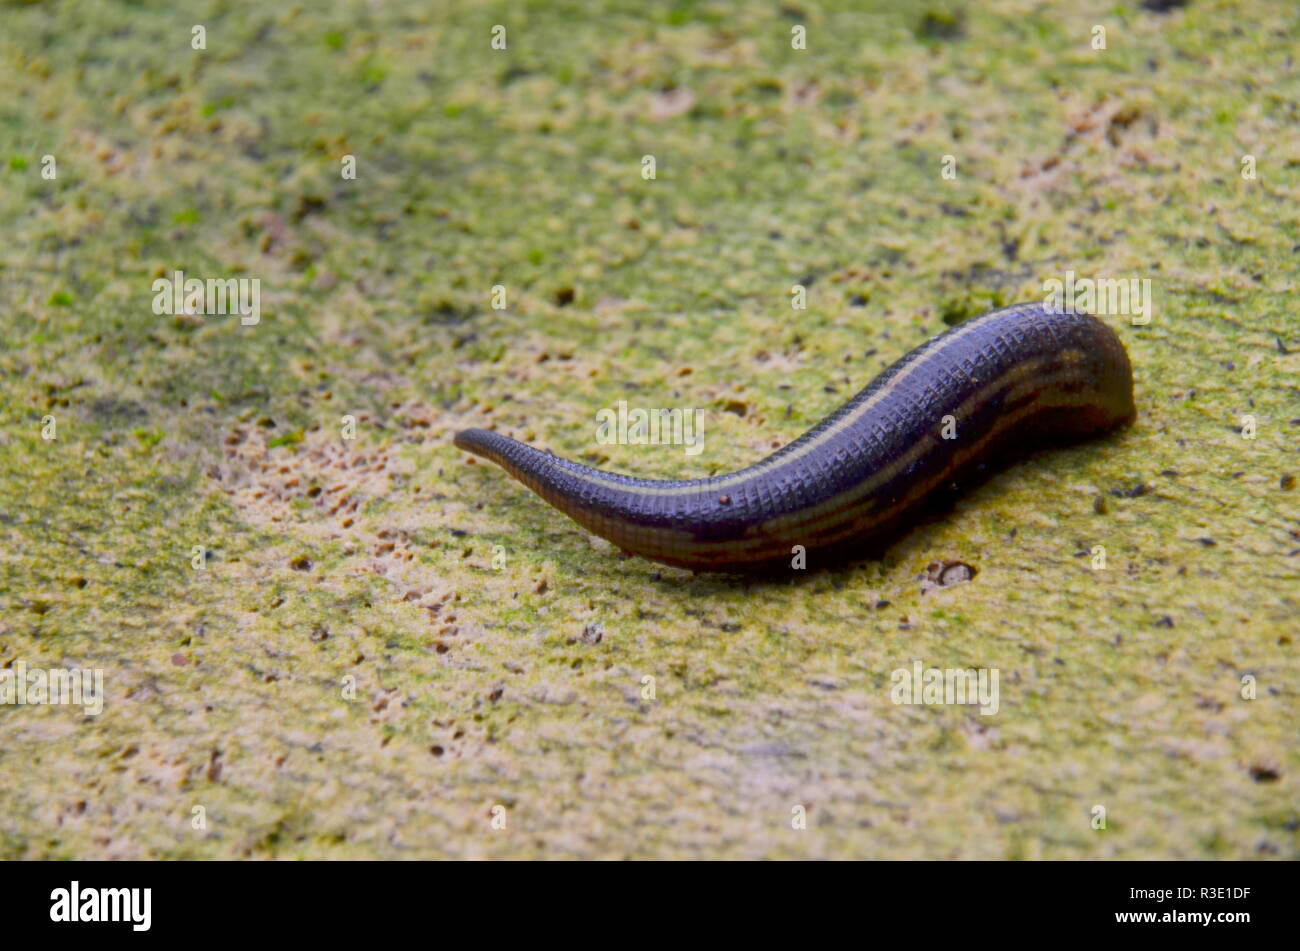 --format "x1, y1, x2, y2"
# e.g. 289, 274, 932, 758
454, 302, 1136, 572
